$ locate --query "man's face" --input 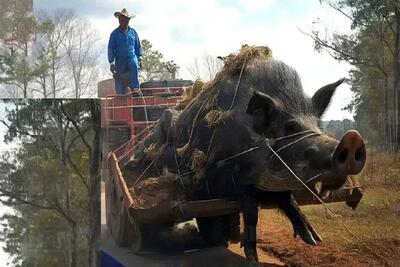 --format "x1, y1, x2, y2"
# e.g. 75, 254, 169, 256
118, 16, 130, 29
